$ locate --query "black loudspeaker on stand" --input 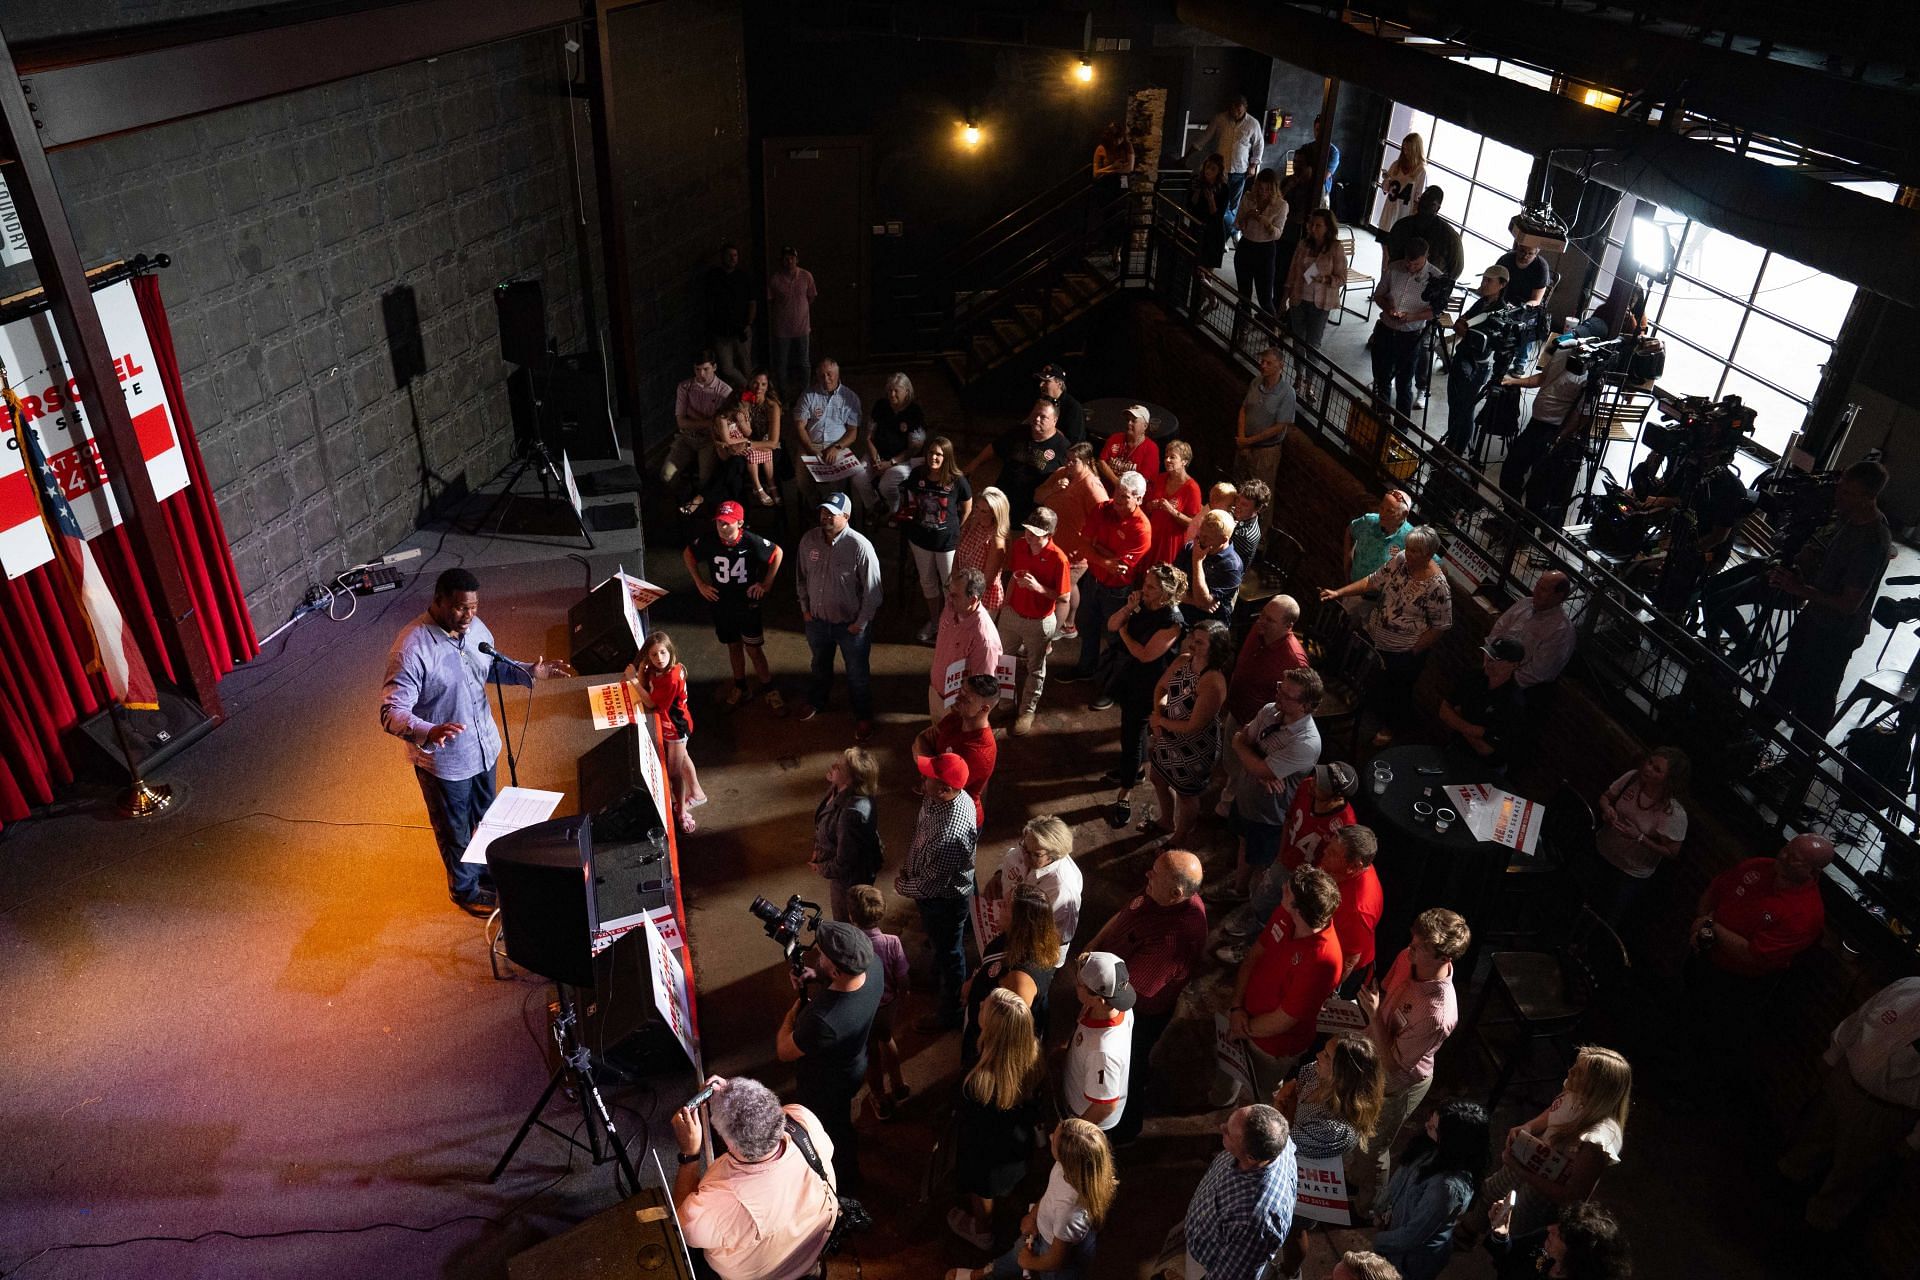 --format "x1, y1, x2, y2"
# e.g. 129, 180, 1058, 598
76, 690, 216, 783
568, 576, 647, 676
